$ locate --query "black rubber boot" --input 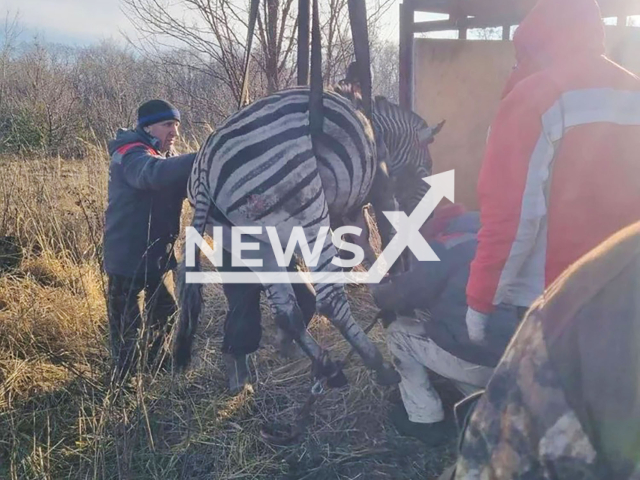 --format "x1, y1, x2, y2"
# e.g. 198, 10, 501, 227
223, 353, 252, 395
388, 404, 456, 447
